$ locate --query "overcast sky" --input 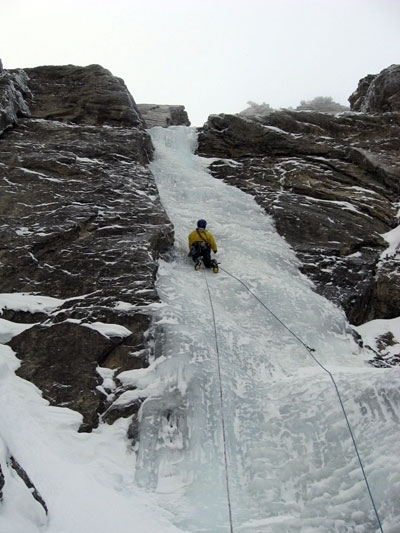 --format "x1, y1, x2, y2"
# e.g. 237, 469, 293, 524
2, 0, 399, 126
